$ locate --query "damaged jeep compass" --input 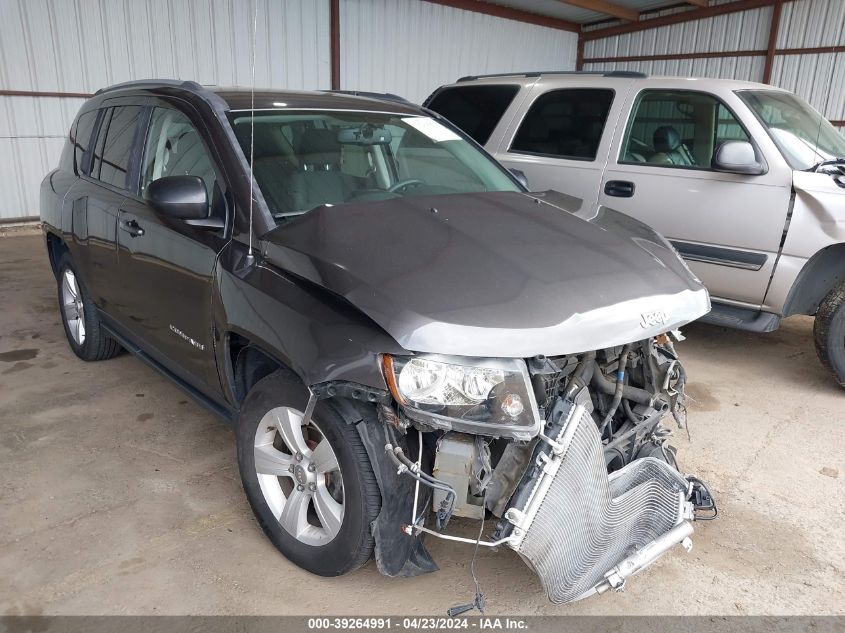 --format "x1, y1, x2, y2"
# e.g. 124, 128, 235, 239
40, 80, 716, 604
